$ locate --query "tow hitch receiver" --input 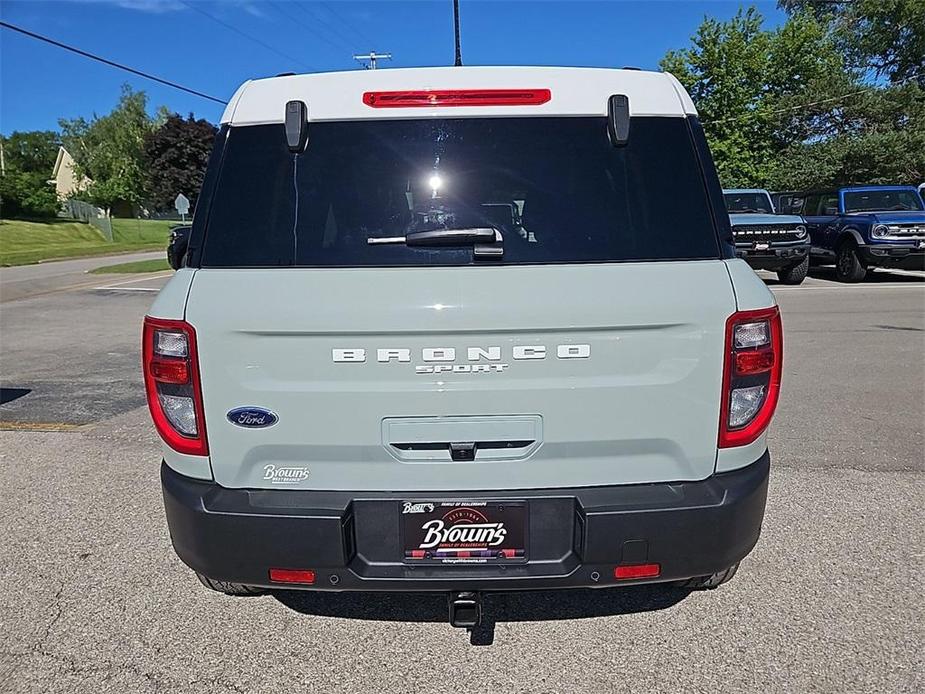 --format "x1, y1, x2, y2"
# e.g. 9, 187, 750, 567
448, 591, 482, 628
